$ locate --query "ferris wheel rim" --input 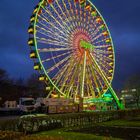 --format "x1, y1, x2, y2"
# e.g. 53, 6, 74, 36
30, 0, 115, 99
